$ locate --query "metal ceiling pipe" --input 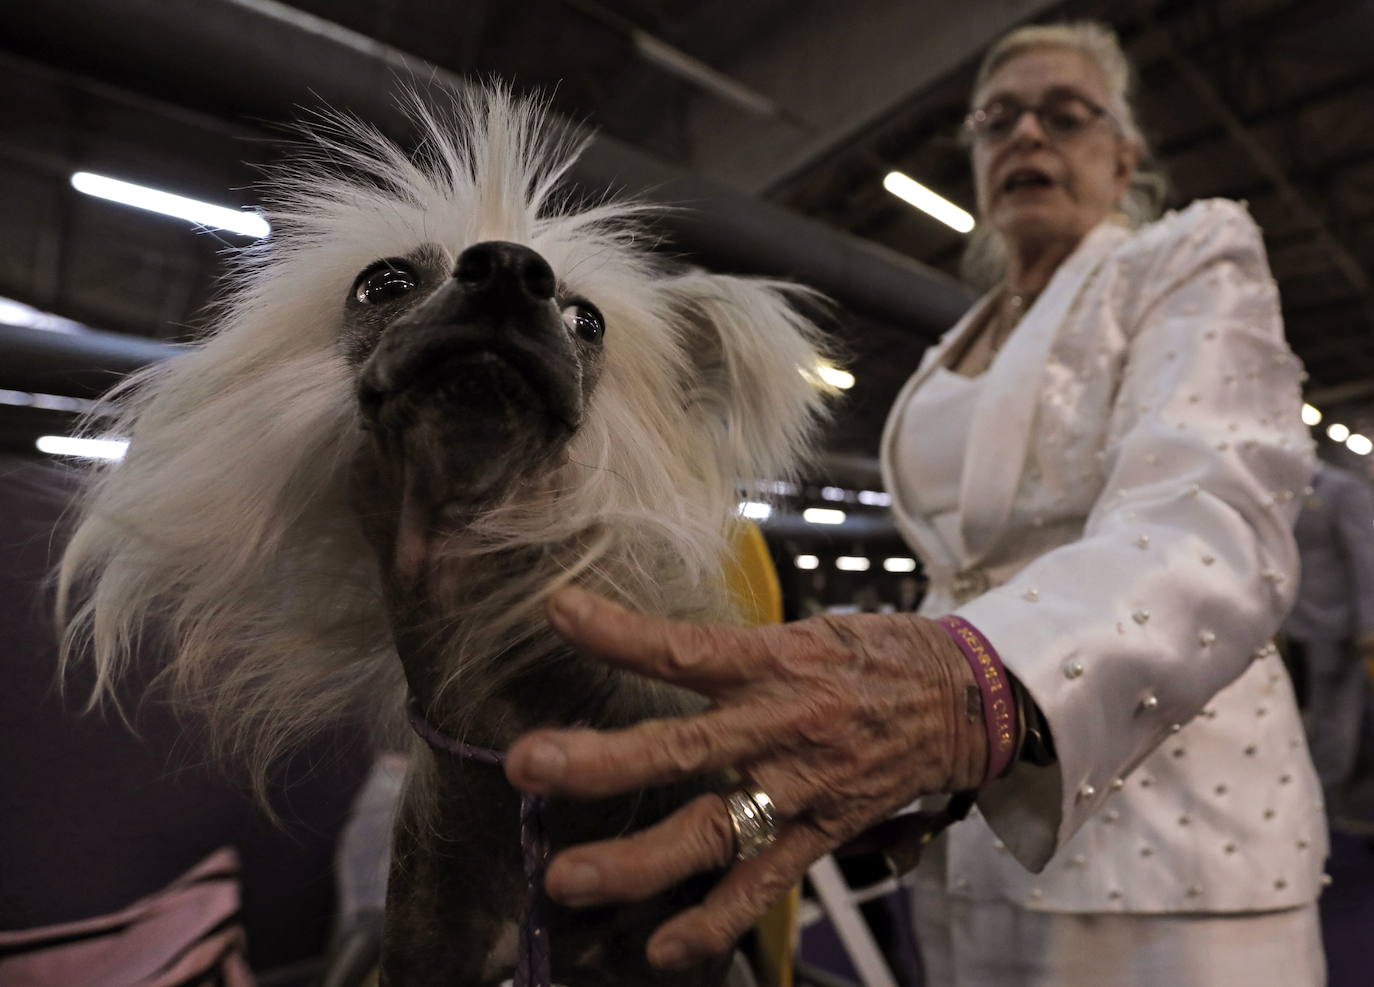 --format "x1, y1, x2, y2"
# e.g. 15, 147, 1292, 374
0, 324, 181, 399
0, 0, 972, 340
